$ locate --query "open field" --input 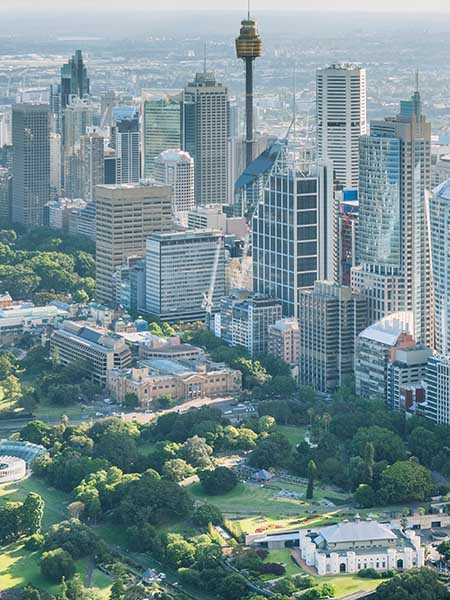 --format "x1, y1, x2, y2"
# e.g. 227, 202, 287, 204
315, 574, 384, 597
276, 425, 307, 447
0, 476, 69, 529
265, 548, 303, 577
